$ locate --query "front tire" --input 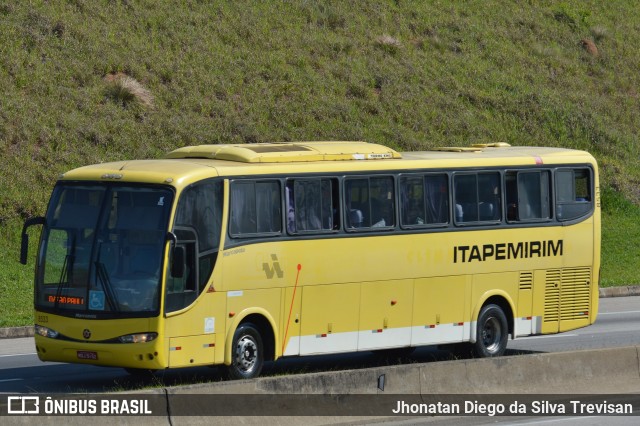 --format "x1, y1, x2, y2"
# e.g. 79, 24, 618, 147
473, 304, 508, 357
228, 323, 264, 380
